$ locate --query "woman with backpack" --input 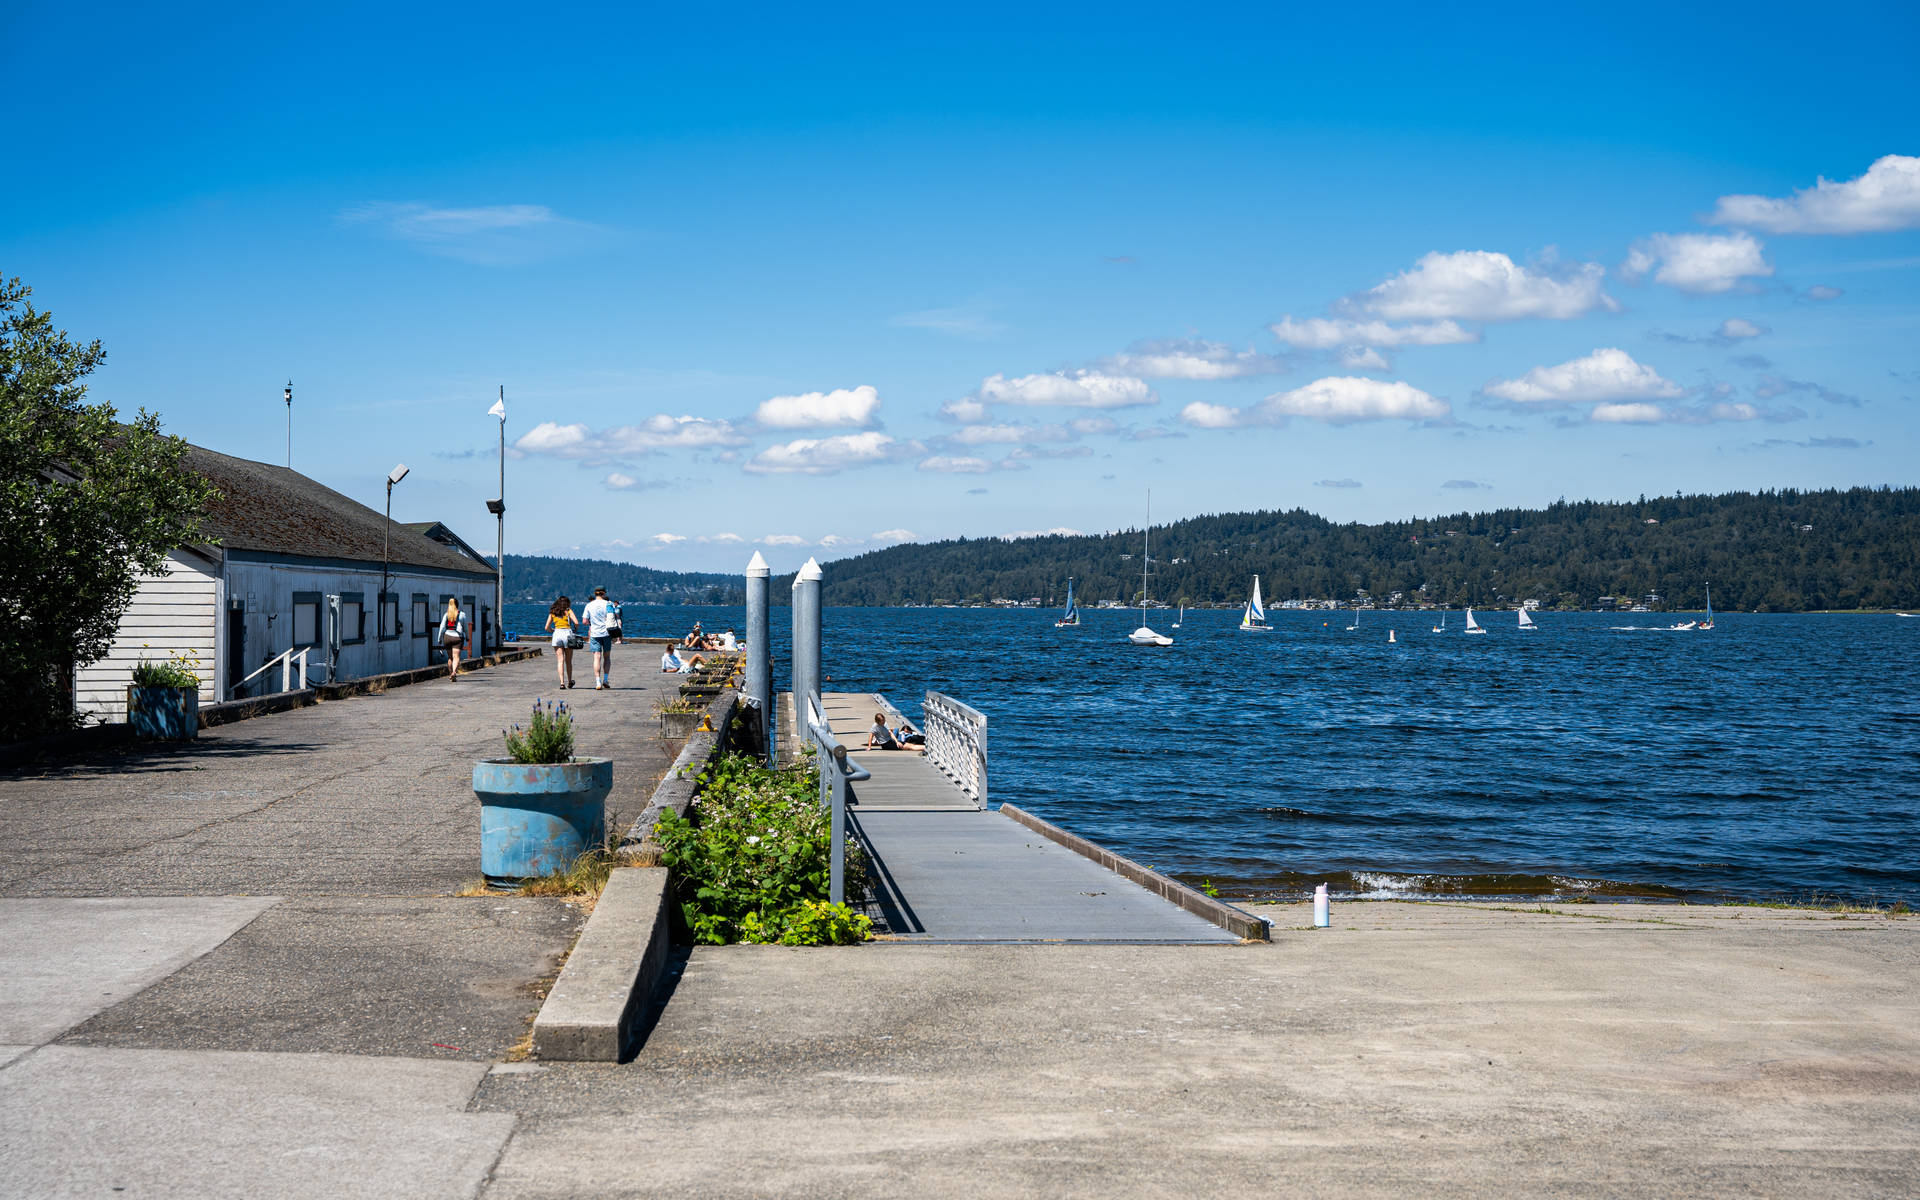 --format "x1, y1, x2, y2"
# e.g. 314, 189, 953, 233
544, 595, 581, 689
